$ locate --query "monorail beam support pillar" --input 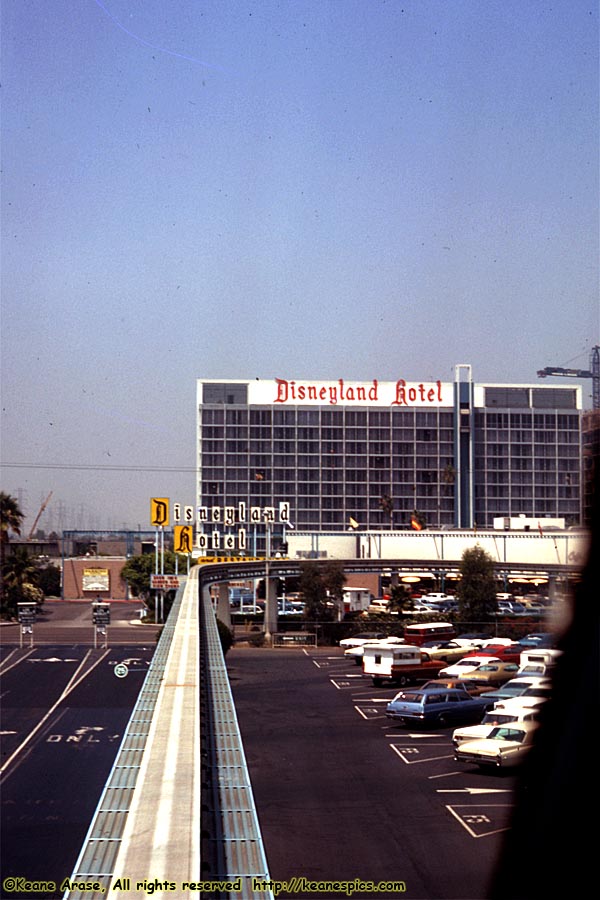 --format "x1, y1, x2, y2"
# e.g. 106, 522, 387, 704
264, 577, 278, 644
217, 583, 231, 629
